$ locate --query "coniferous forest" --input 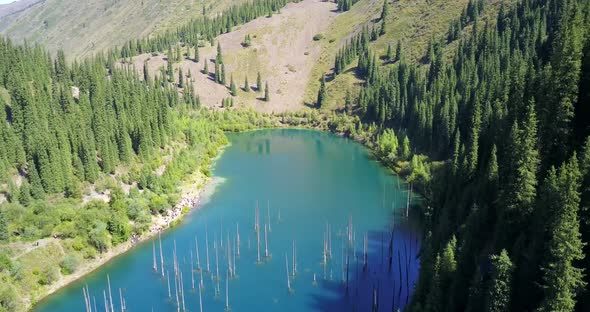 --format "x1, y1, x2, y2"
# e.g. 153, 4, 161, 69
349, 0, 590, 310
0, 0, 590, 310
